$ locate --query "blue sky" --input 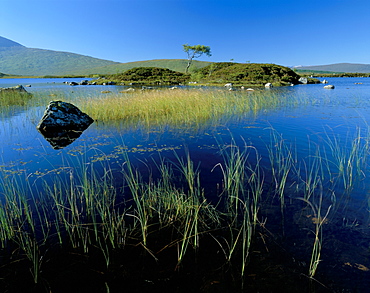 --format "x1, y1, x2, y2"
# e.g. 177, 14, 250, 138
1, 0, 370, 66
